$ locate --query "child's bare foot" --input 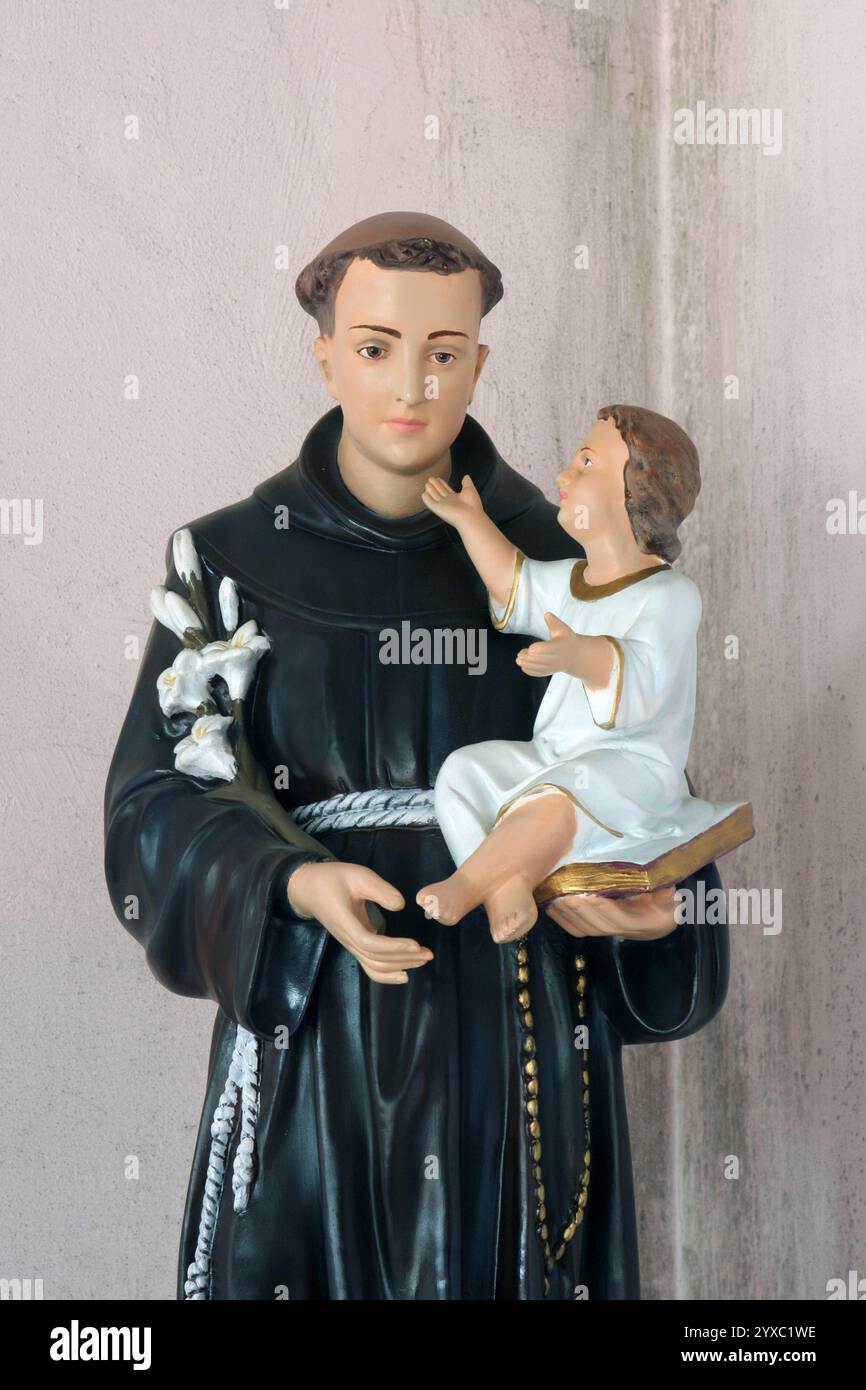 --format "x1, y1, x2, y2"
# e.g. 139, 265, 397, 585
416, 870, 479, 925
485, 875, 539, 944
